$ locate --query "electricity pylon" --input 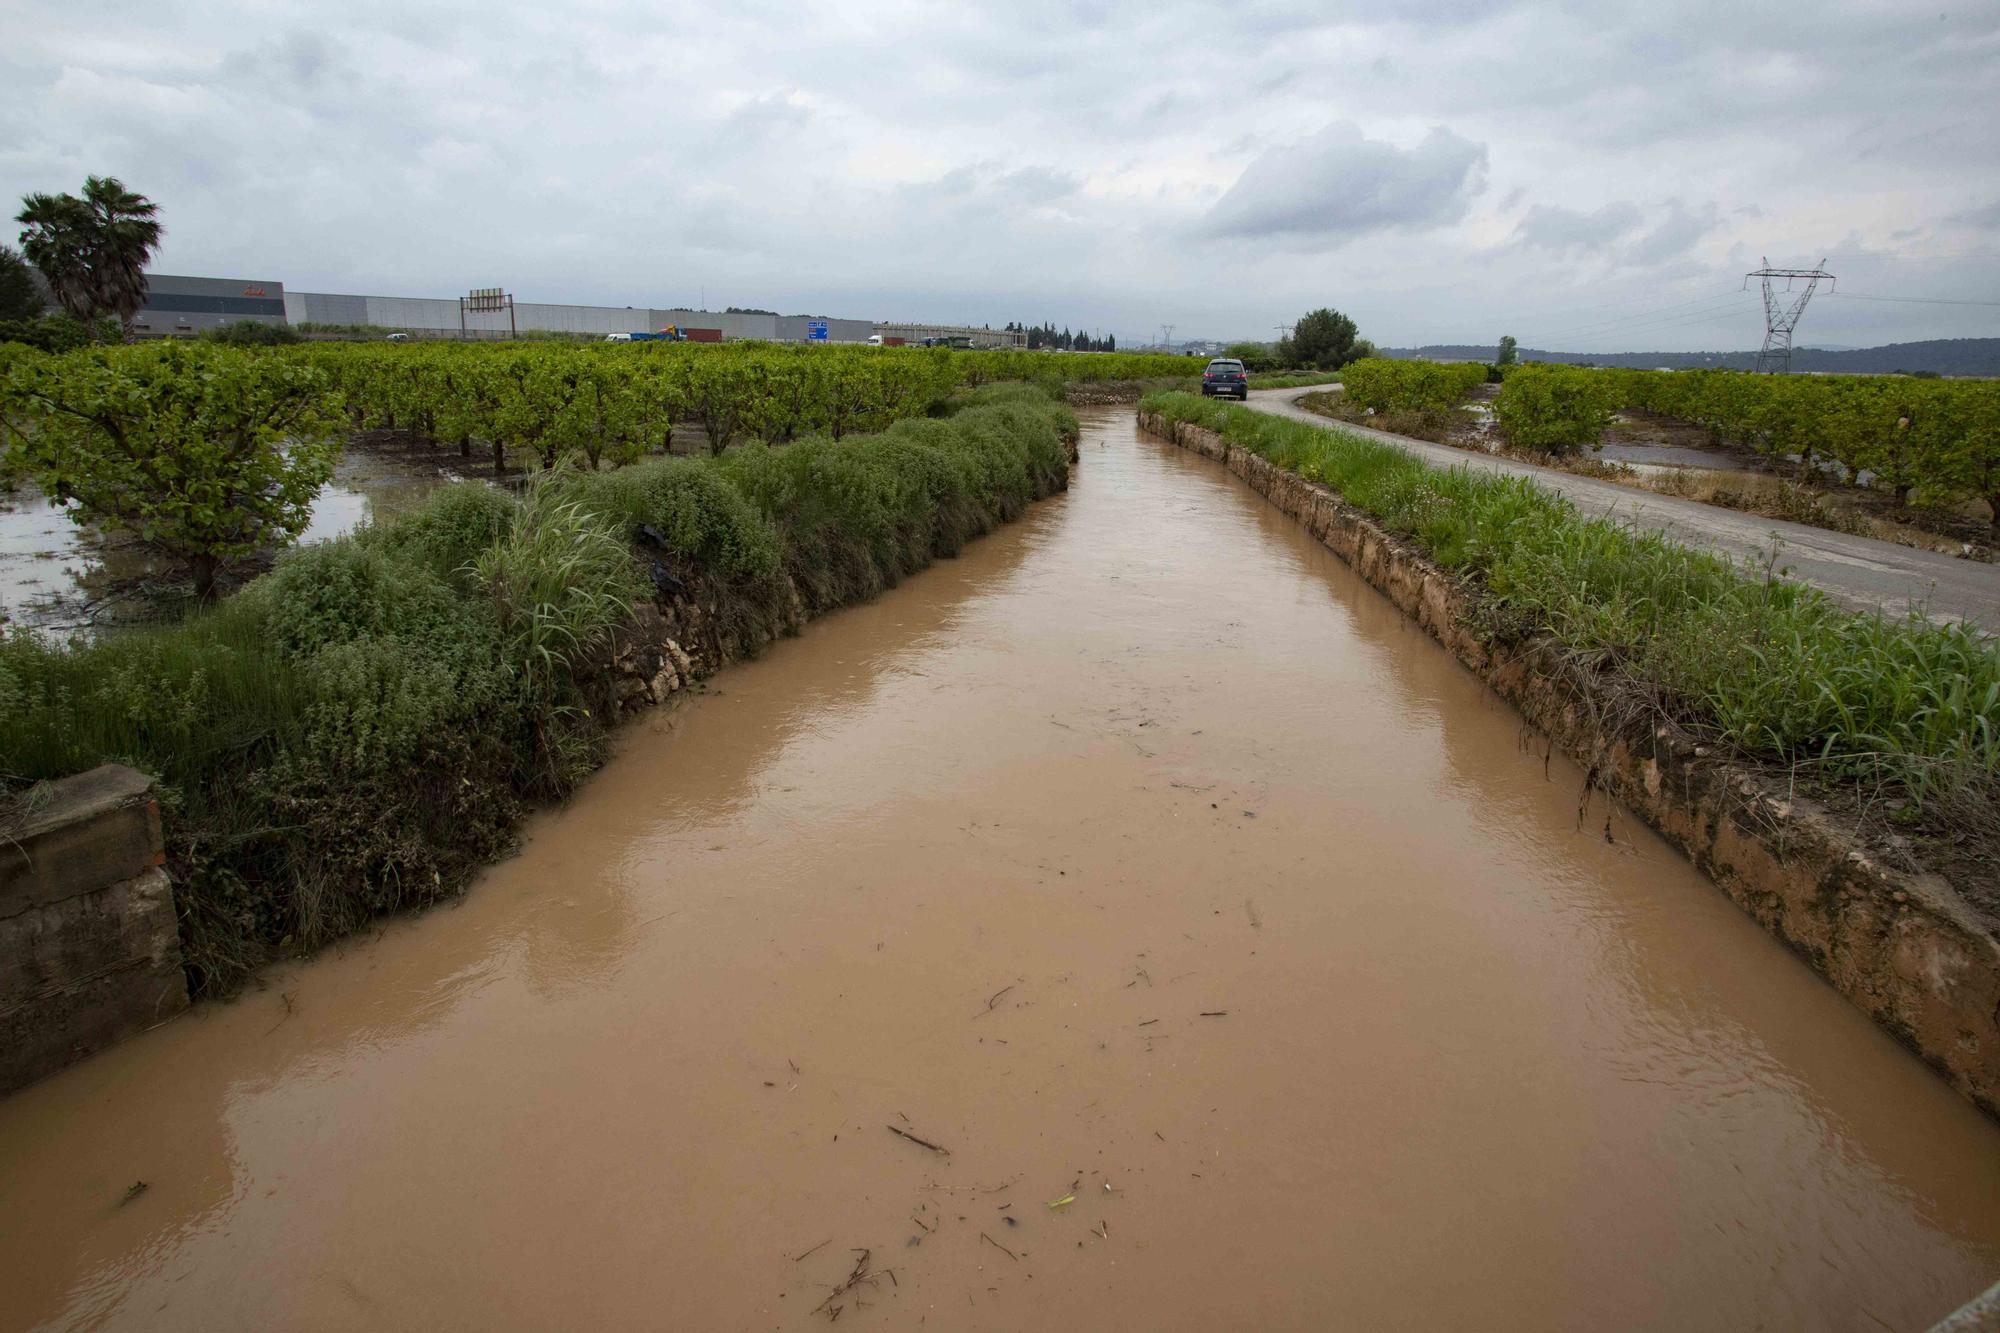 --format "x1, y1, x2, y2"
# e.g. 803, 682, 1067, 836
1744, 257, 1834, 373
